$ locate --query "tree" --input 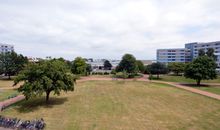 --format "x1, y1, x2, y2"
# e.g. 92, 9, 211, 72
104, 60, 112, 70
198, 49, 205, 56
206, 48, 217, 60
184, 56, 217, 86
14, 60, 75, 102
116, 54, 138, 74
71, 57, 87, 75
0, 51, 28, 79
147, 62, 168, 79
86, 64, 92, 75
168, 62, 185, 76
136, 60, 145, 73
